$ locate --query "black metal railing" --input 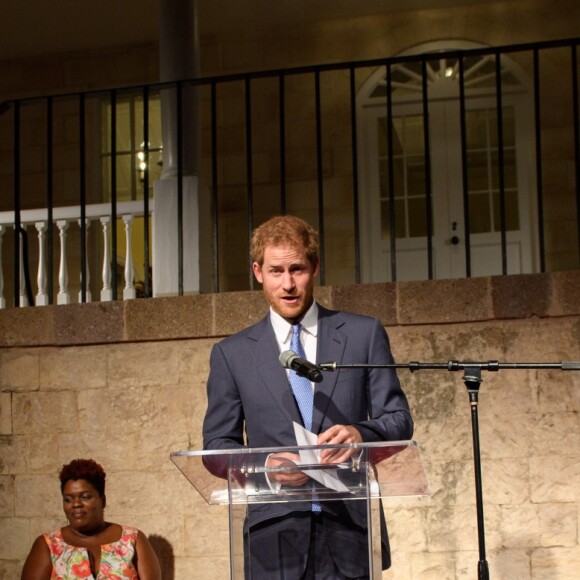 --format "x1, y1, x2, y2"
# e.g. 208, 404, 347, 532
0, 37, 579, 307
